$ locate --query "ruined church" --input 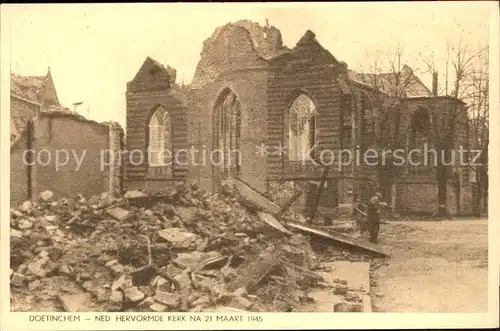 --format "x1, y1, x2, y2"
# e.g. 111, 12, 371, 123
124, 20, 472, 216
